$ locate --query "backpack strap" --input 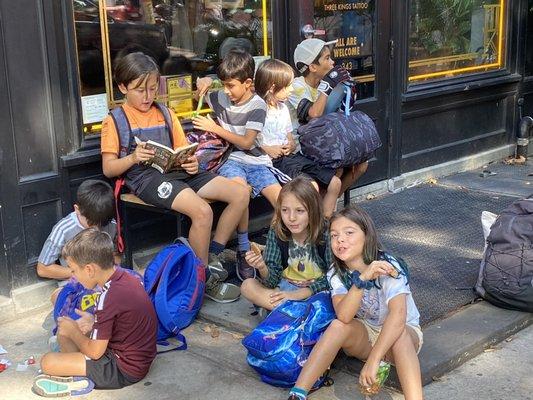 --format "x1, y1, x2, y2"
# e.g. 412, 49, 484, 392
113, 178, 126, 254
109, 106, 132, 159
153, 102, 174, 149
